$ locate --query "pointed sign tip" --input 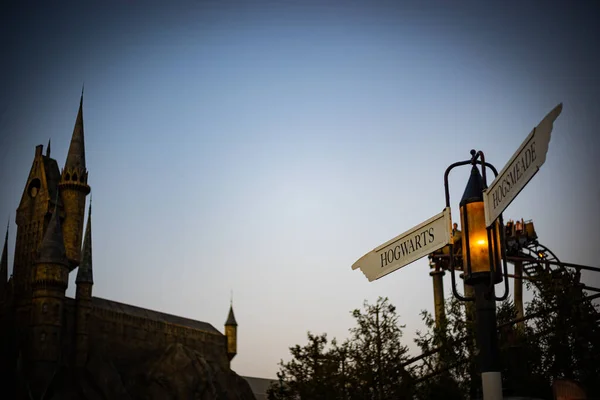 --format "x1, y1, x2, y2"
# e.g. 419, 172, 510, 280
540, 103, 563, 128
555, 102, 563, 114
551, 103, 563, 120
